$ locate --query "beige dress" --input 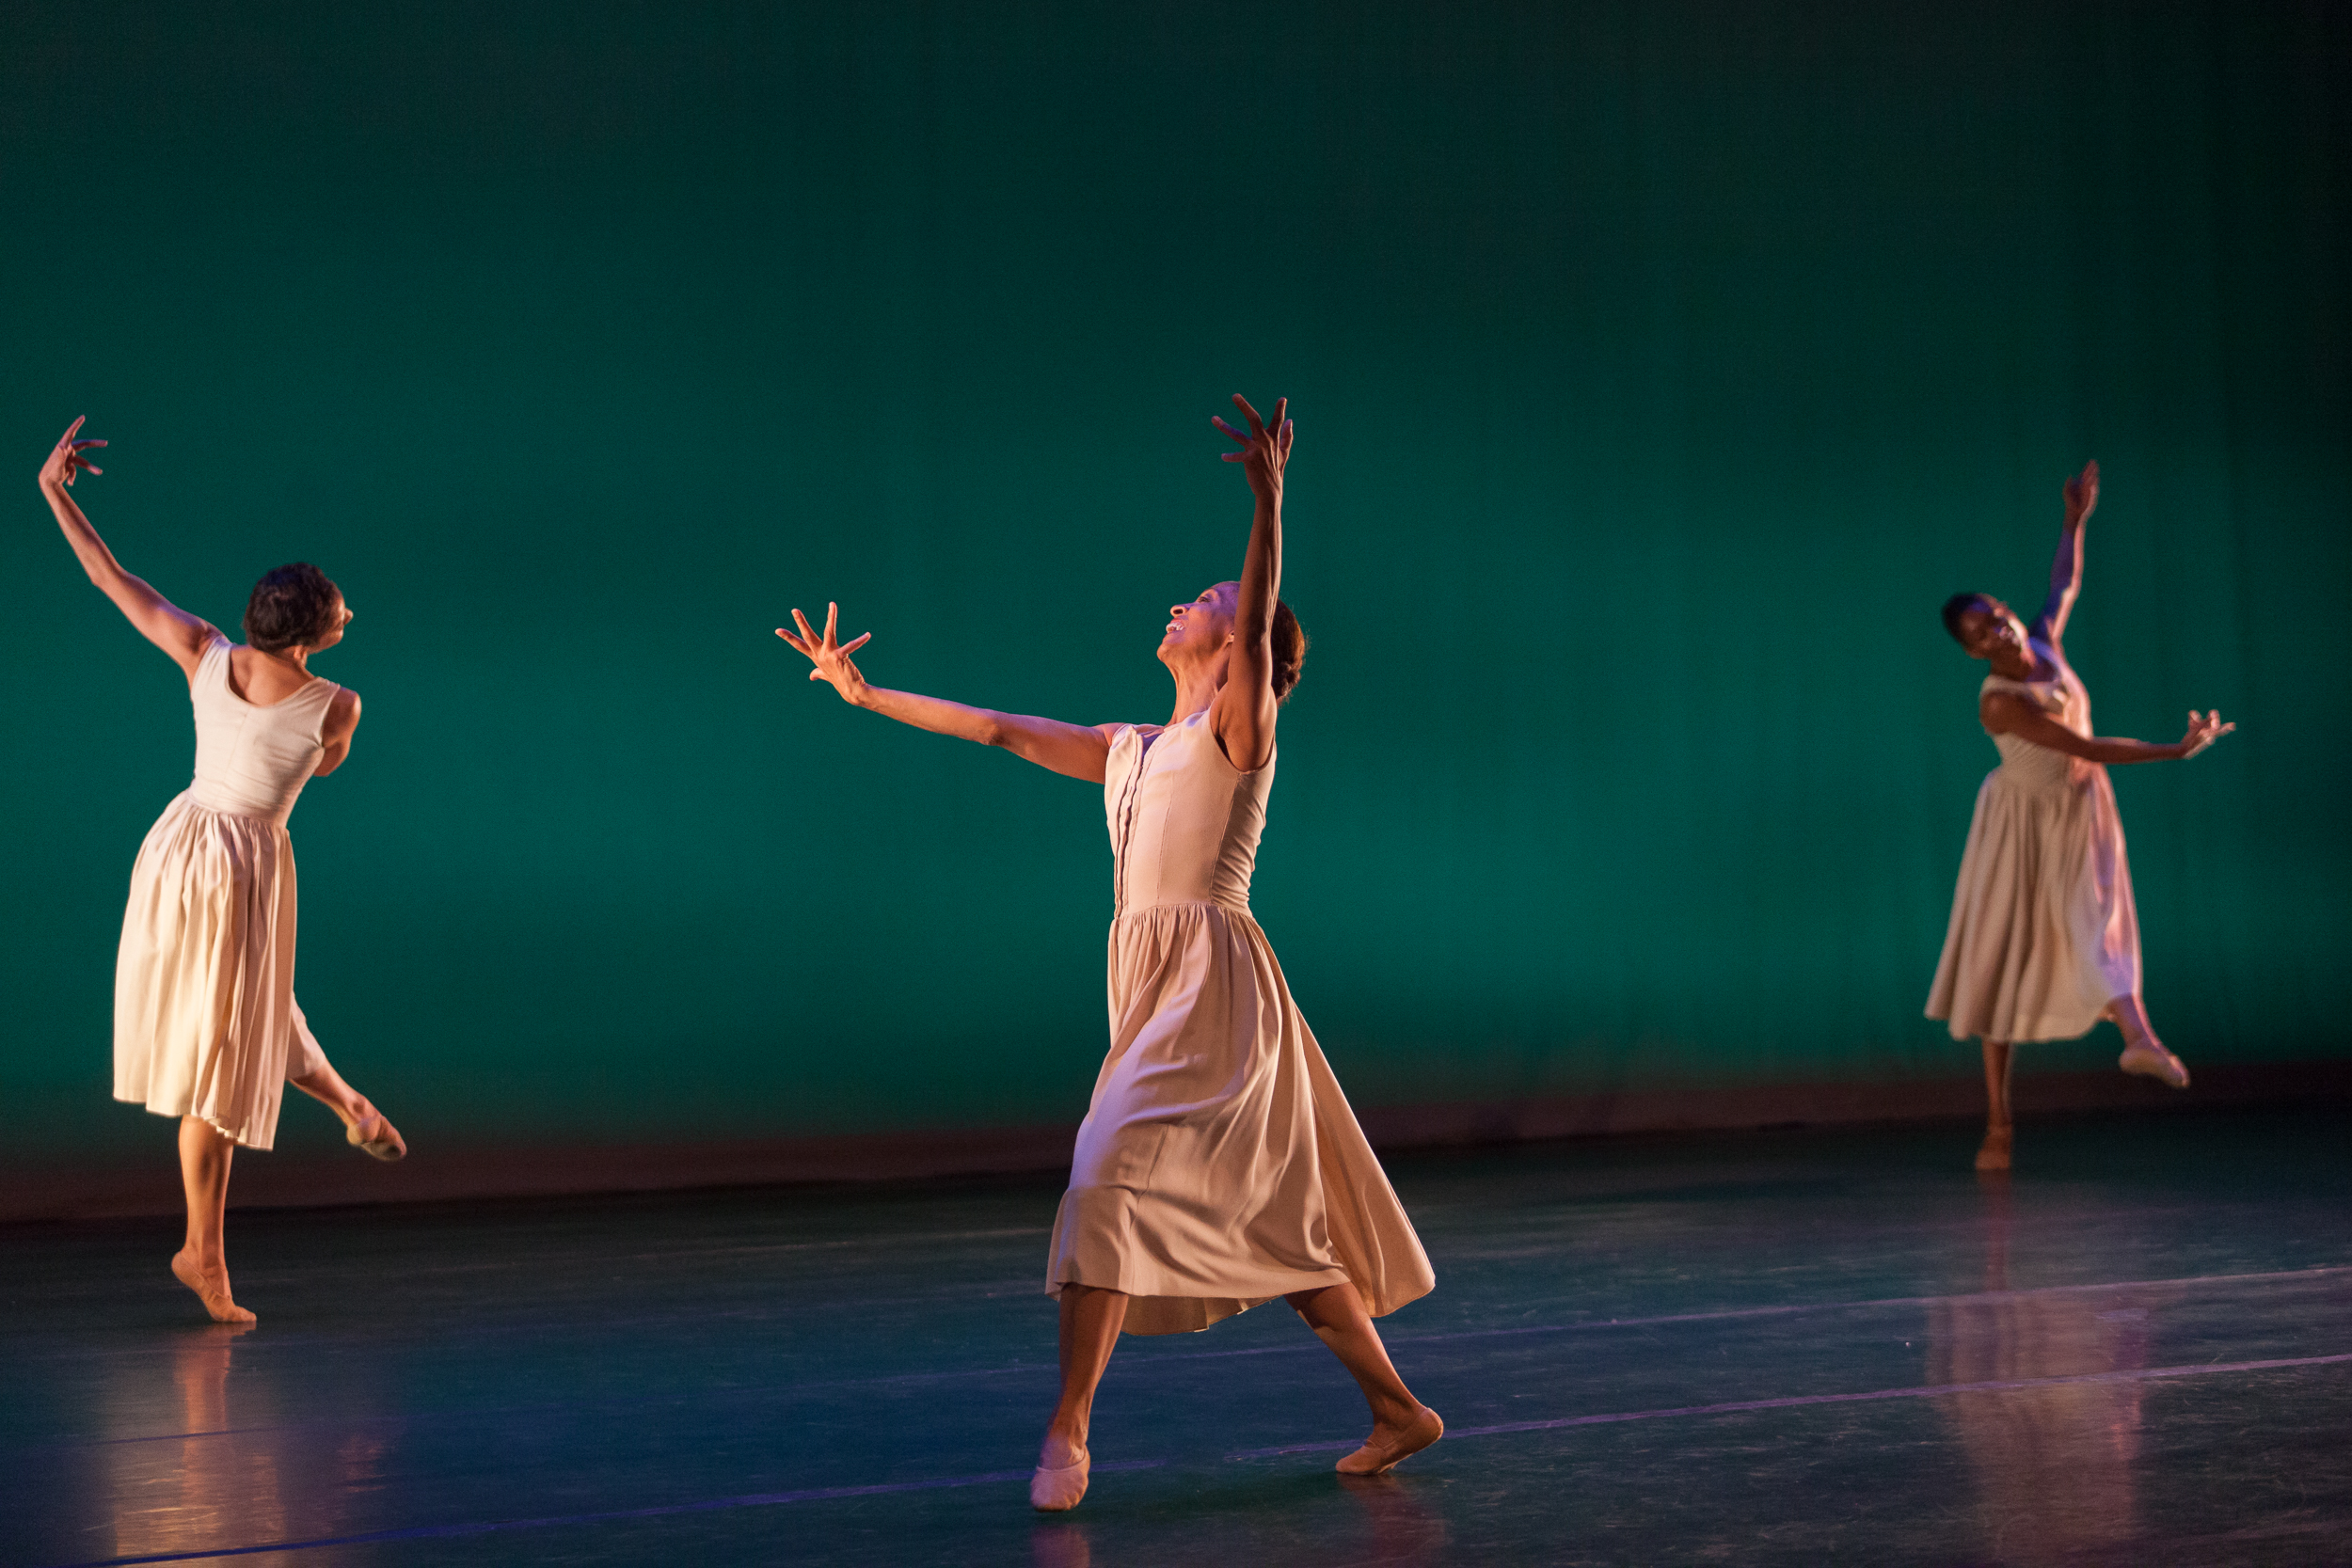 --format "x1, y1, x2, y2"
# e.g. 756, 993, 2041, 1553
114, 633, 336, 1149
1045, 707, 1436, 1336
1927, 644, 2141, 1043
